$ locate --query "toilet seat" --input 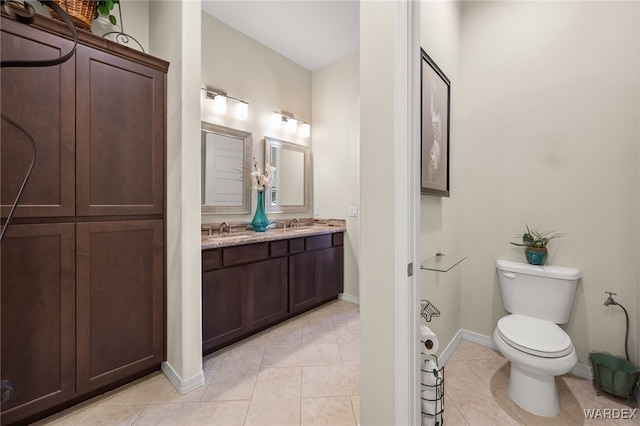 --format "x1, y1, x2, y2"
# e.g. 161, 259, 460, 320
497, 314, 573, 358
